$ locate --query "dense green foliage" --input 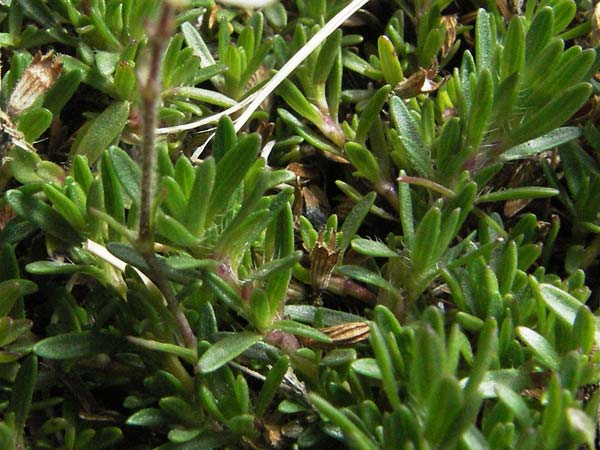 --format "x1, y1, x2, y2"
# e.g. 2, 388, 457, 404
1, 0, 600, 448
